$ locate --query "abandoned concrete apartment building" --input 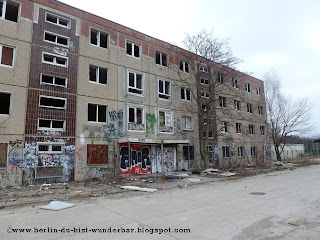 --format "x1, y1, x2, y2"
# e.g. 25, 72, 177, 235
0, 0, 267, 186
